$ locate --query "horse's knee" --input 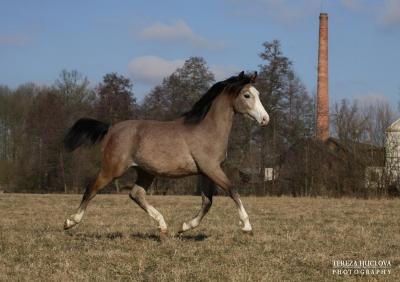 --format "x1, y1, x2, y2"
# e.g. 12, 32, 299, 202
130, 183, 141, 195
129, 190, 140, 204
